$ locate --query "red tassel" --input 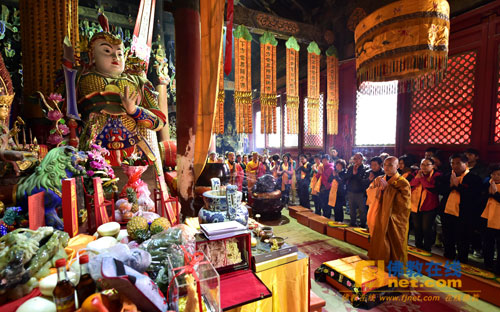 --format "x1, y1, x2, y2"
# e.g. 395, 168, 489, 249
224, 0, 234, 76
98, 11, 109, 33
